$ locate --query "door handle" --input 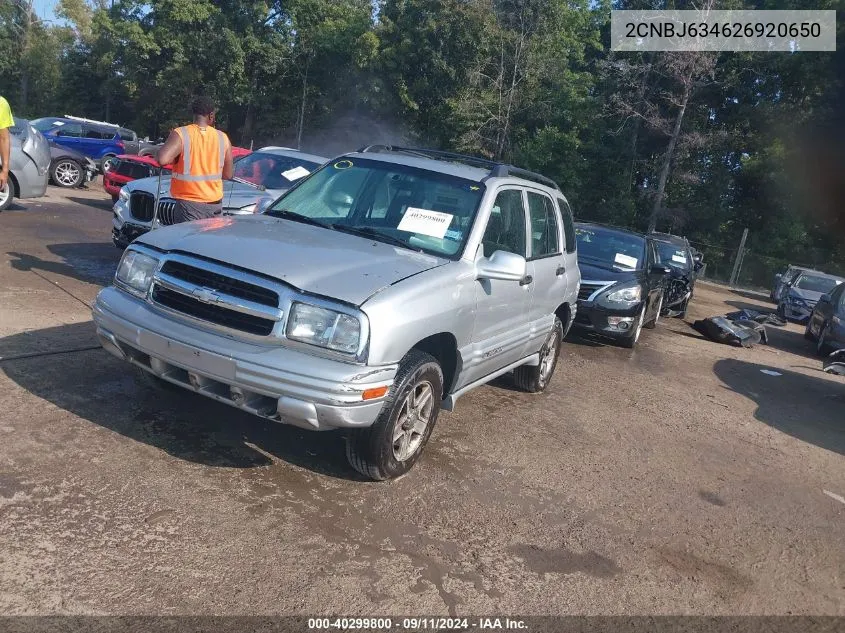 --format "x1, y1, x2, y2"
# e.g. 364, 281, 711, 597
519, 275, 533, 286
556, 266, 566, 276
